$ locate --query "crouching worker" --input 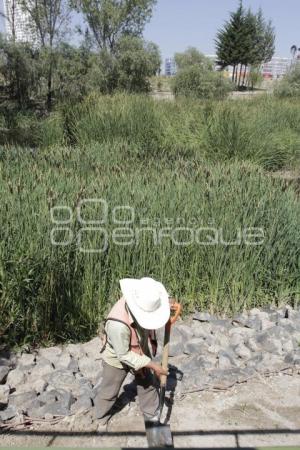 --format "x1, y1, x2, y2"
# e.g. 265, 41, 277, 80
94, 277, 171, 431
